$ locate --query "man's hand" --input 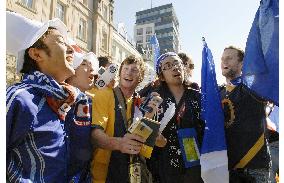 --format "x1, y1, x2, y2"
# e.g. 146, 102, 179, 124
155, 133, 167, 147
119, 133, 145, 154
